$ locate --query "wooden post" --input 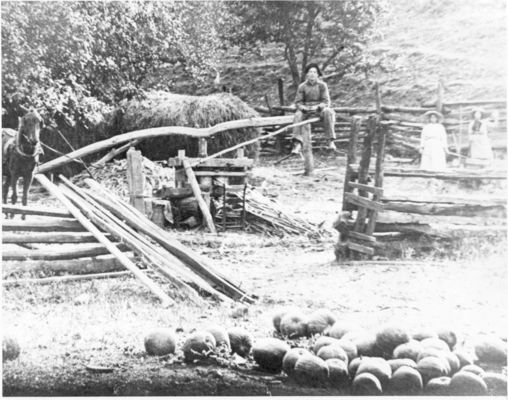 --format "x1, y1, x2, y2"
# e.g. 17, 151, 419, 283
374, 81, 382, 114
278, 78, 285, 107
182, 159, 217, 234
34, 174, 174, 308
237, 148, 245, 158
126, 147, 145, 213
366, 122, 386, 235
436, 80, 444, 114
458, 105, 463, 164
354, 116, 376, 232
198, 138, 208, 157
302, 122, 314, 176
342, 117, 361, 211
